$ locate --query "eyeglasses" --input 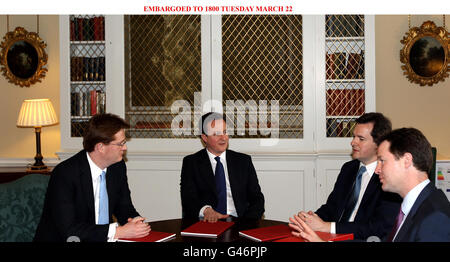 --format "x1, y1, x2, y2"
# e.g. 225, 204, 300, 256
109, 140, 127, 147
